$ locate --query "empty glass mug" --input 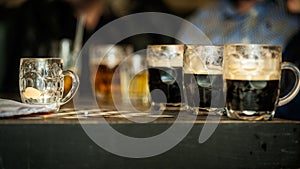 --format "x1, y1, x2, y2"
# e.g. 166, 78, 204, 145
147, 44, 184, 110
19, 58, 80, 111
223, 44, 300, 120
183, 45, 225, 115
